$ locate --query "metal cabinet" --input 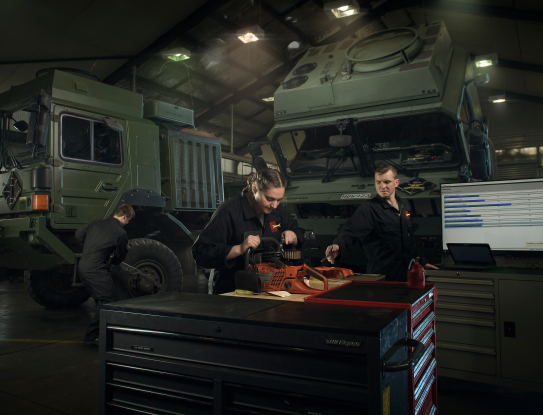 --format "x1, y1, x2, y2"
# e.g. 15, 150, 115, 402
426, 269, 543, 392
499, 280, 543, 384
